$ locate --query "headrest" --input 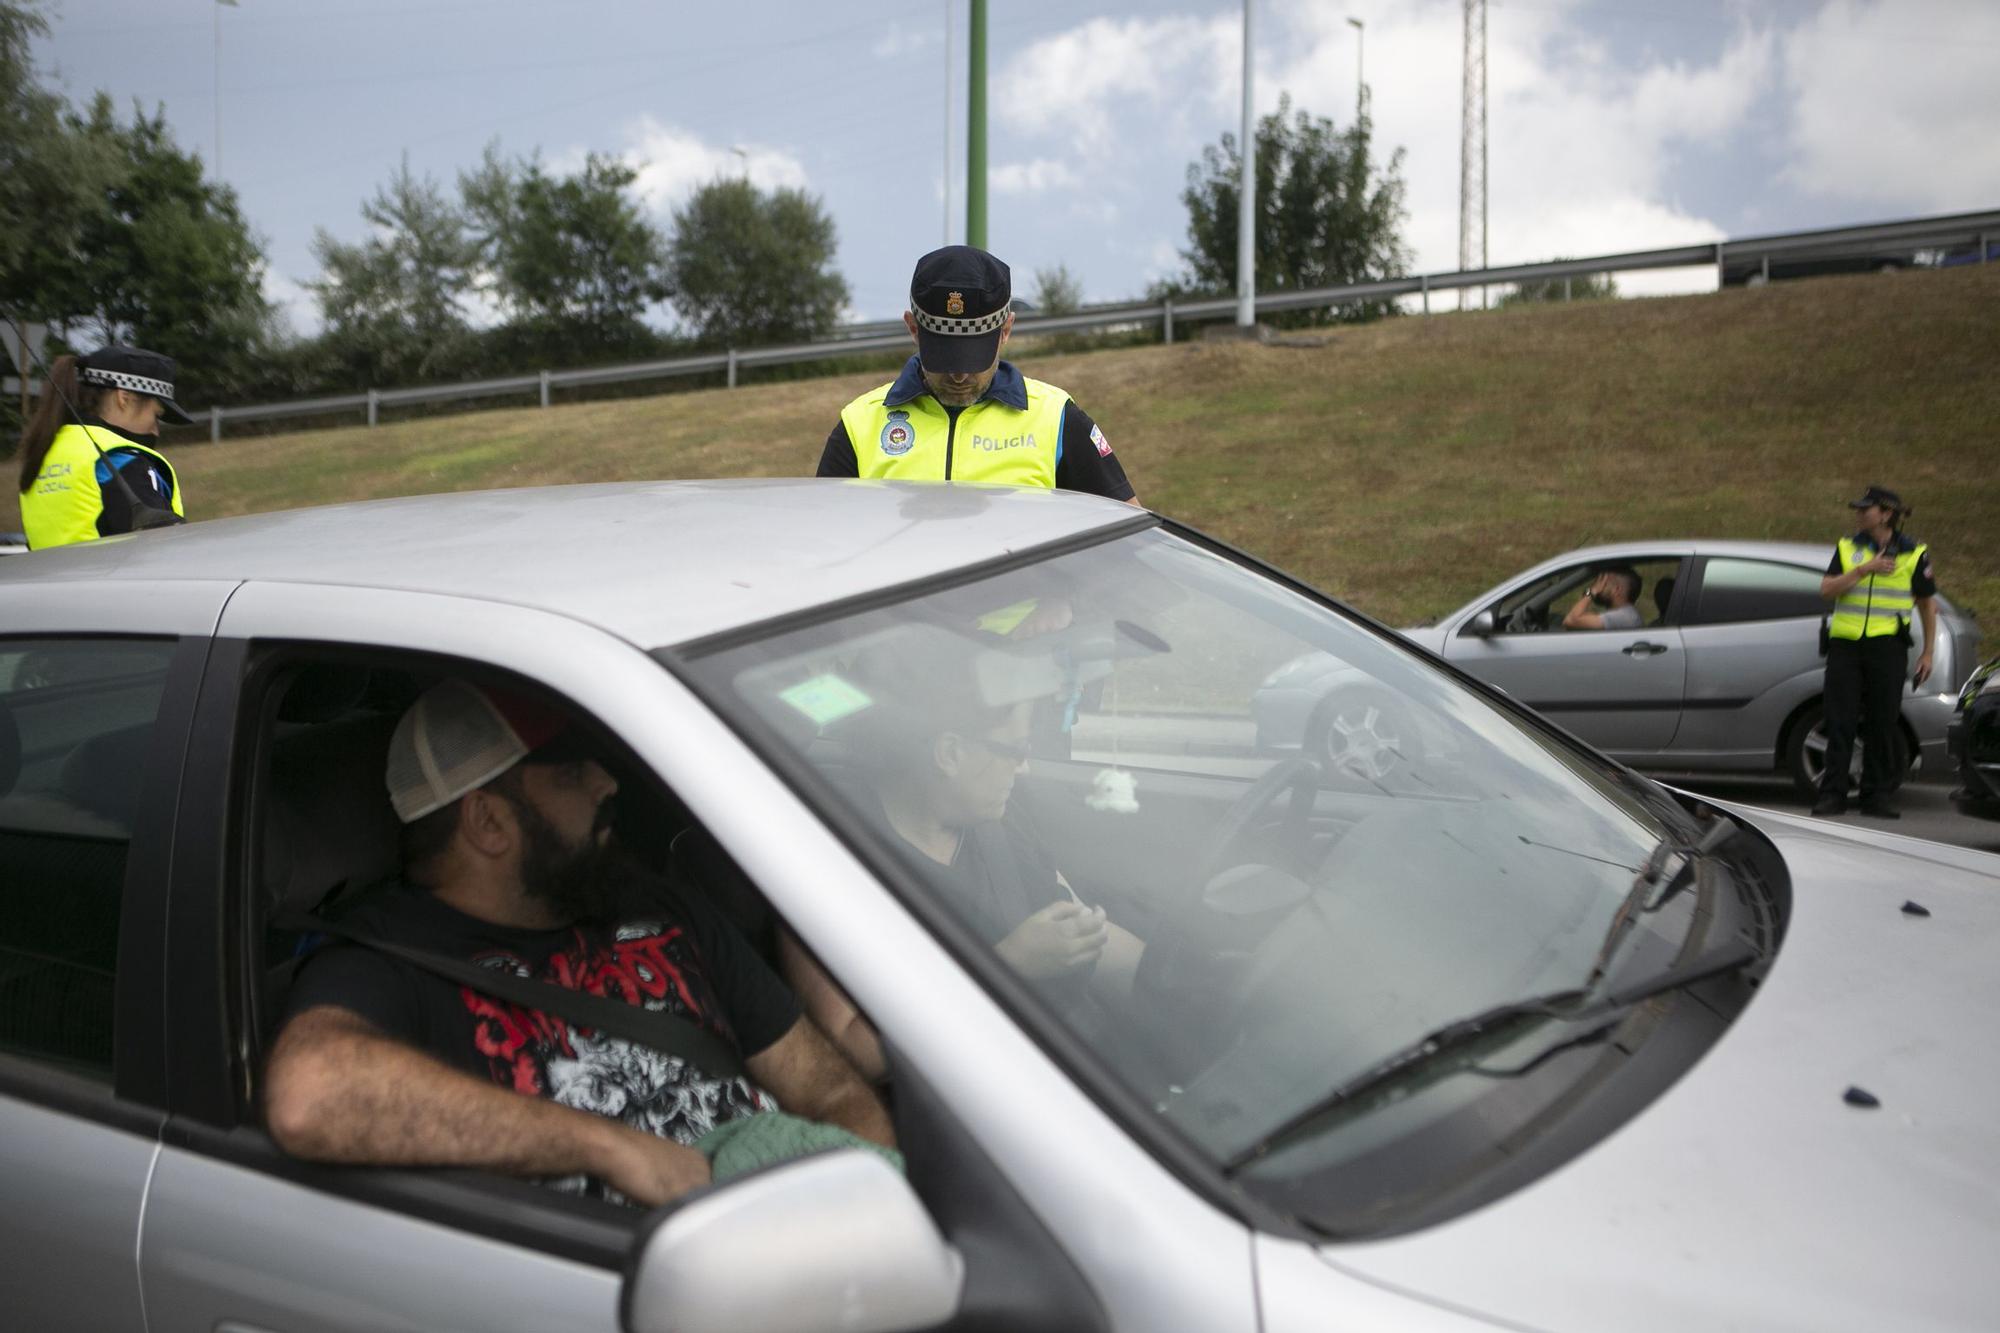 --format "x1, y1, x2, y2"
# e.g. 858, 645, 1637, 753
1654, 576, 1676, 617
261, 715, 404, 916
58, 723, 155, 831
